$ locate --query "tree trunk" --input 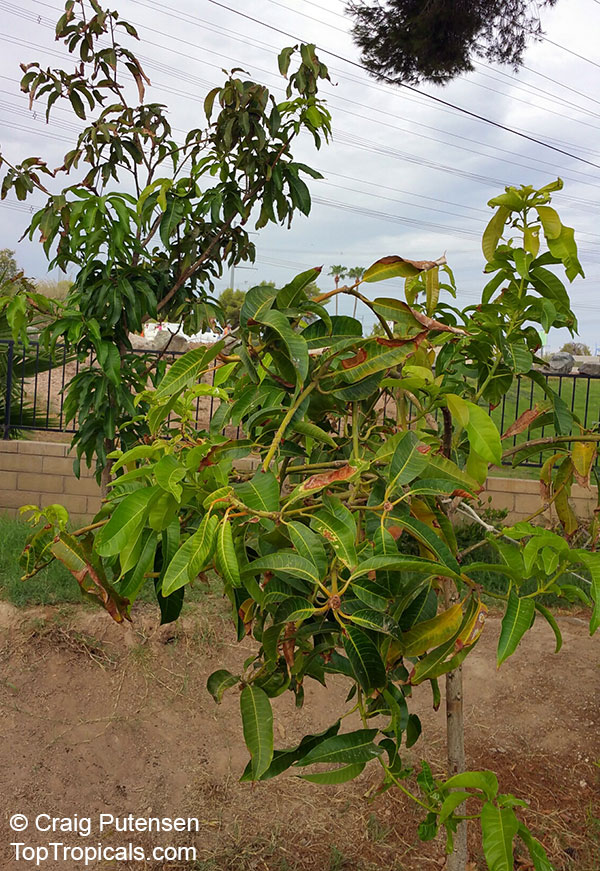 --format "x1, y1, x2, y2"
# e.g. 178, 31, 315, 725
444, 581, 467, 871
